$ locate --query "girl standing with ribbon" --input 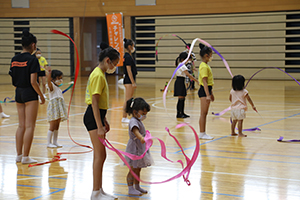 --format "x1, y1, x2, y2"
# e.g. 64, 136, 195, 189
46, 68, 68, 148
198, 43, 214, 140
174, 52, 199, 118
83, 46, 120, 200
124, 97, 153, 196
230, 75, 257, 137
122, 38, 137, 123
9, 30, 45, 164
